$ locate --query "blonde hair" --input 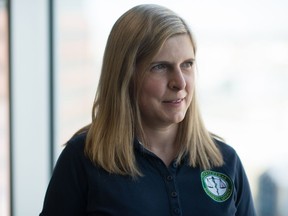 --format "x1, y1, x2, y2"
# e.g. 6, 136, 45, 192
81, 4, 223, 176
